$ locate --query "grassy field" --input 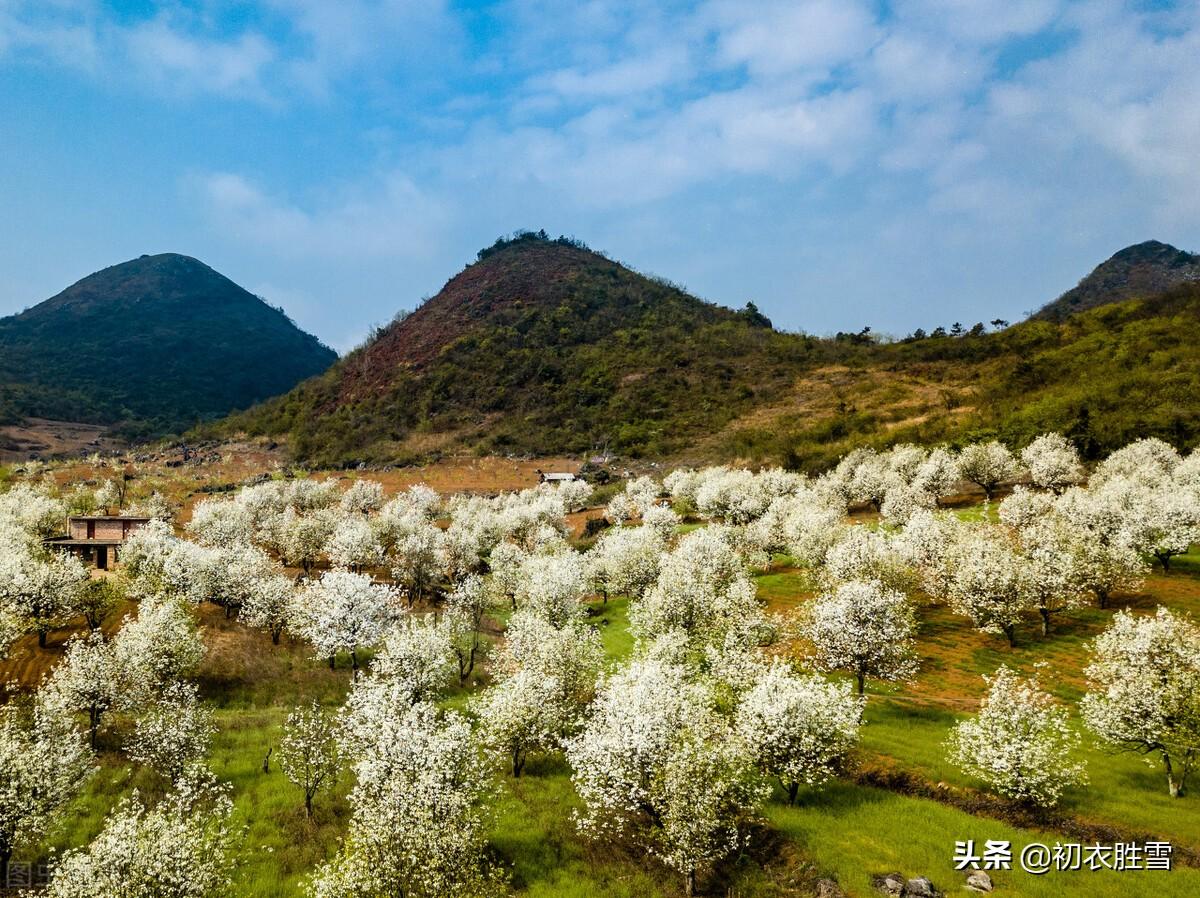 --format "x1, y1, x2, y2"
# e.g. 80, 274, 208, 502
7, 500, 1200, 897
